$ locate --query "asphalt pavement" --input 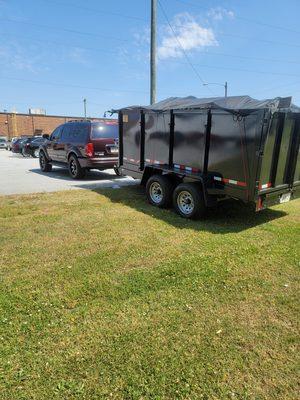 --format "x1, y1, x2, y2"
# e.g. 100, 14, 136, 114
0, 150, 136, 196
